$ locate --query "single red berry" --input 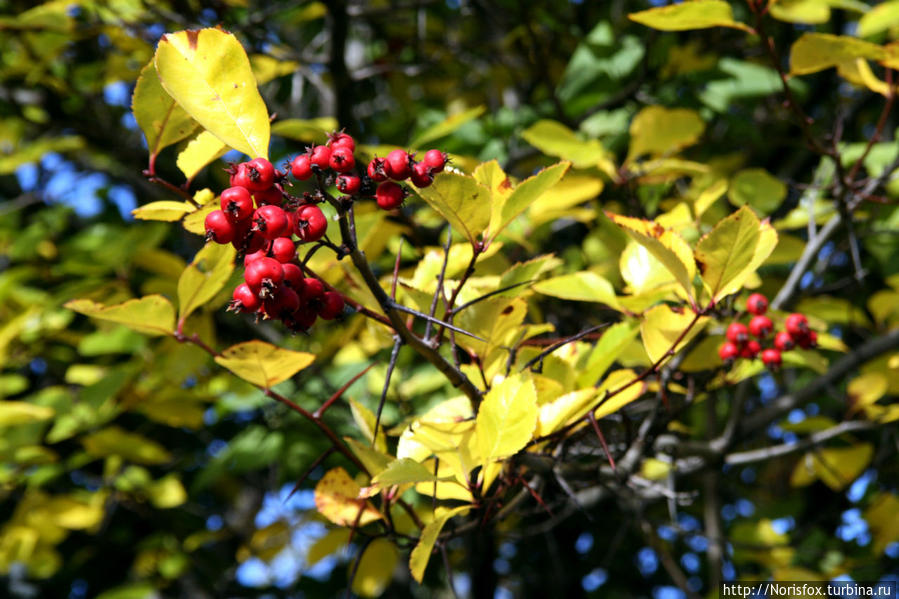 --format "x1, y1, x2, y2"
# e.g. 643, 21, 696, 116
244, 257, 284, 294
220, 186, 254, 223
229, 283, 261, 314
230, 162, 253, 189
726, 322, 749, 345
289, 306, 318, 330
295, 204, 328, 242
748, 315, 774, 339
328, 131, 355, 152
410, 161, 434, 188
422, 149, 447, 173
299, 277, 325, 304
336, 174, 362, 195
252, 186, 283, 207
761, 348, 782, 369
773, 331, 795, 351
318, 291, 345, 320
746, 293, 768, 316
263, 285, 300, 320
282, 263, 305, 292
309, 145, 332, 171
243, 249, 267, 266
741, 340, 761, 359
797, 330, 818, 350
785, 313, 809, 339
376, 181, 405, 210
270, 237, 297, 263
205, 210, 236, 244
718, 341, 739, 363
253, 205, 289, 240
329, 146, 355, 173
384, 149, 412, 180
291, 154, 314, 180
367, 157, 388, 182
242, 158, 275, 191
